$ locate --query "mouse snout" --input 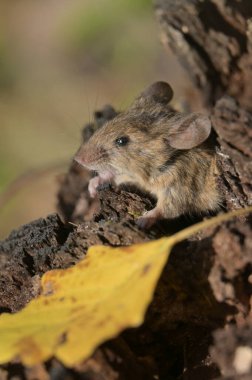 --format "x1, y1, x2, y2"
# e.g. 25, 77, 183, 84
74, 149, 91, 167
74, 145, 106, 169
74, 153, 85, 166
